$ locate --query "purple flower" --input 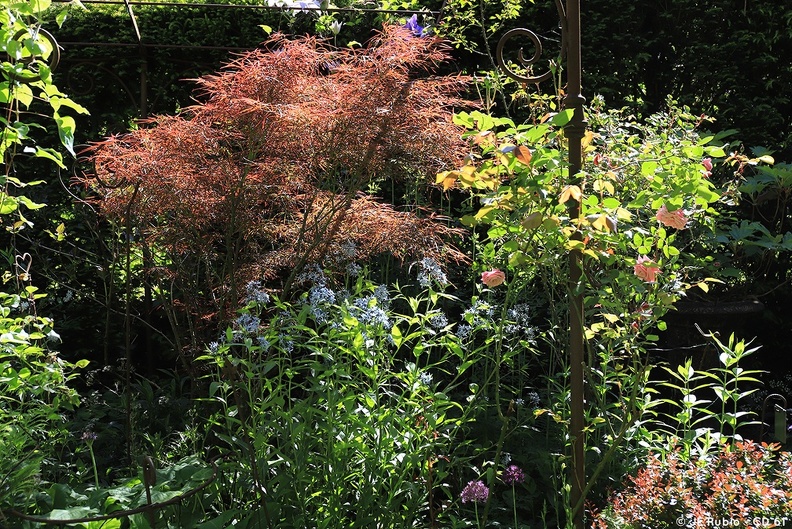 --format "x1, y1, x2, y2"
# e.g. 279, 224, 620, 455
502, 464, 525, 485
81, 431, 98, 442
404, 15, 426, 37
460, 480, 489, 504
